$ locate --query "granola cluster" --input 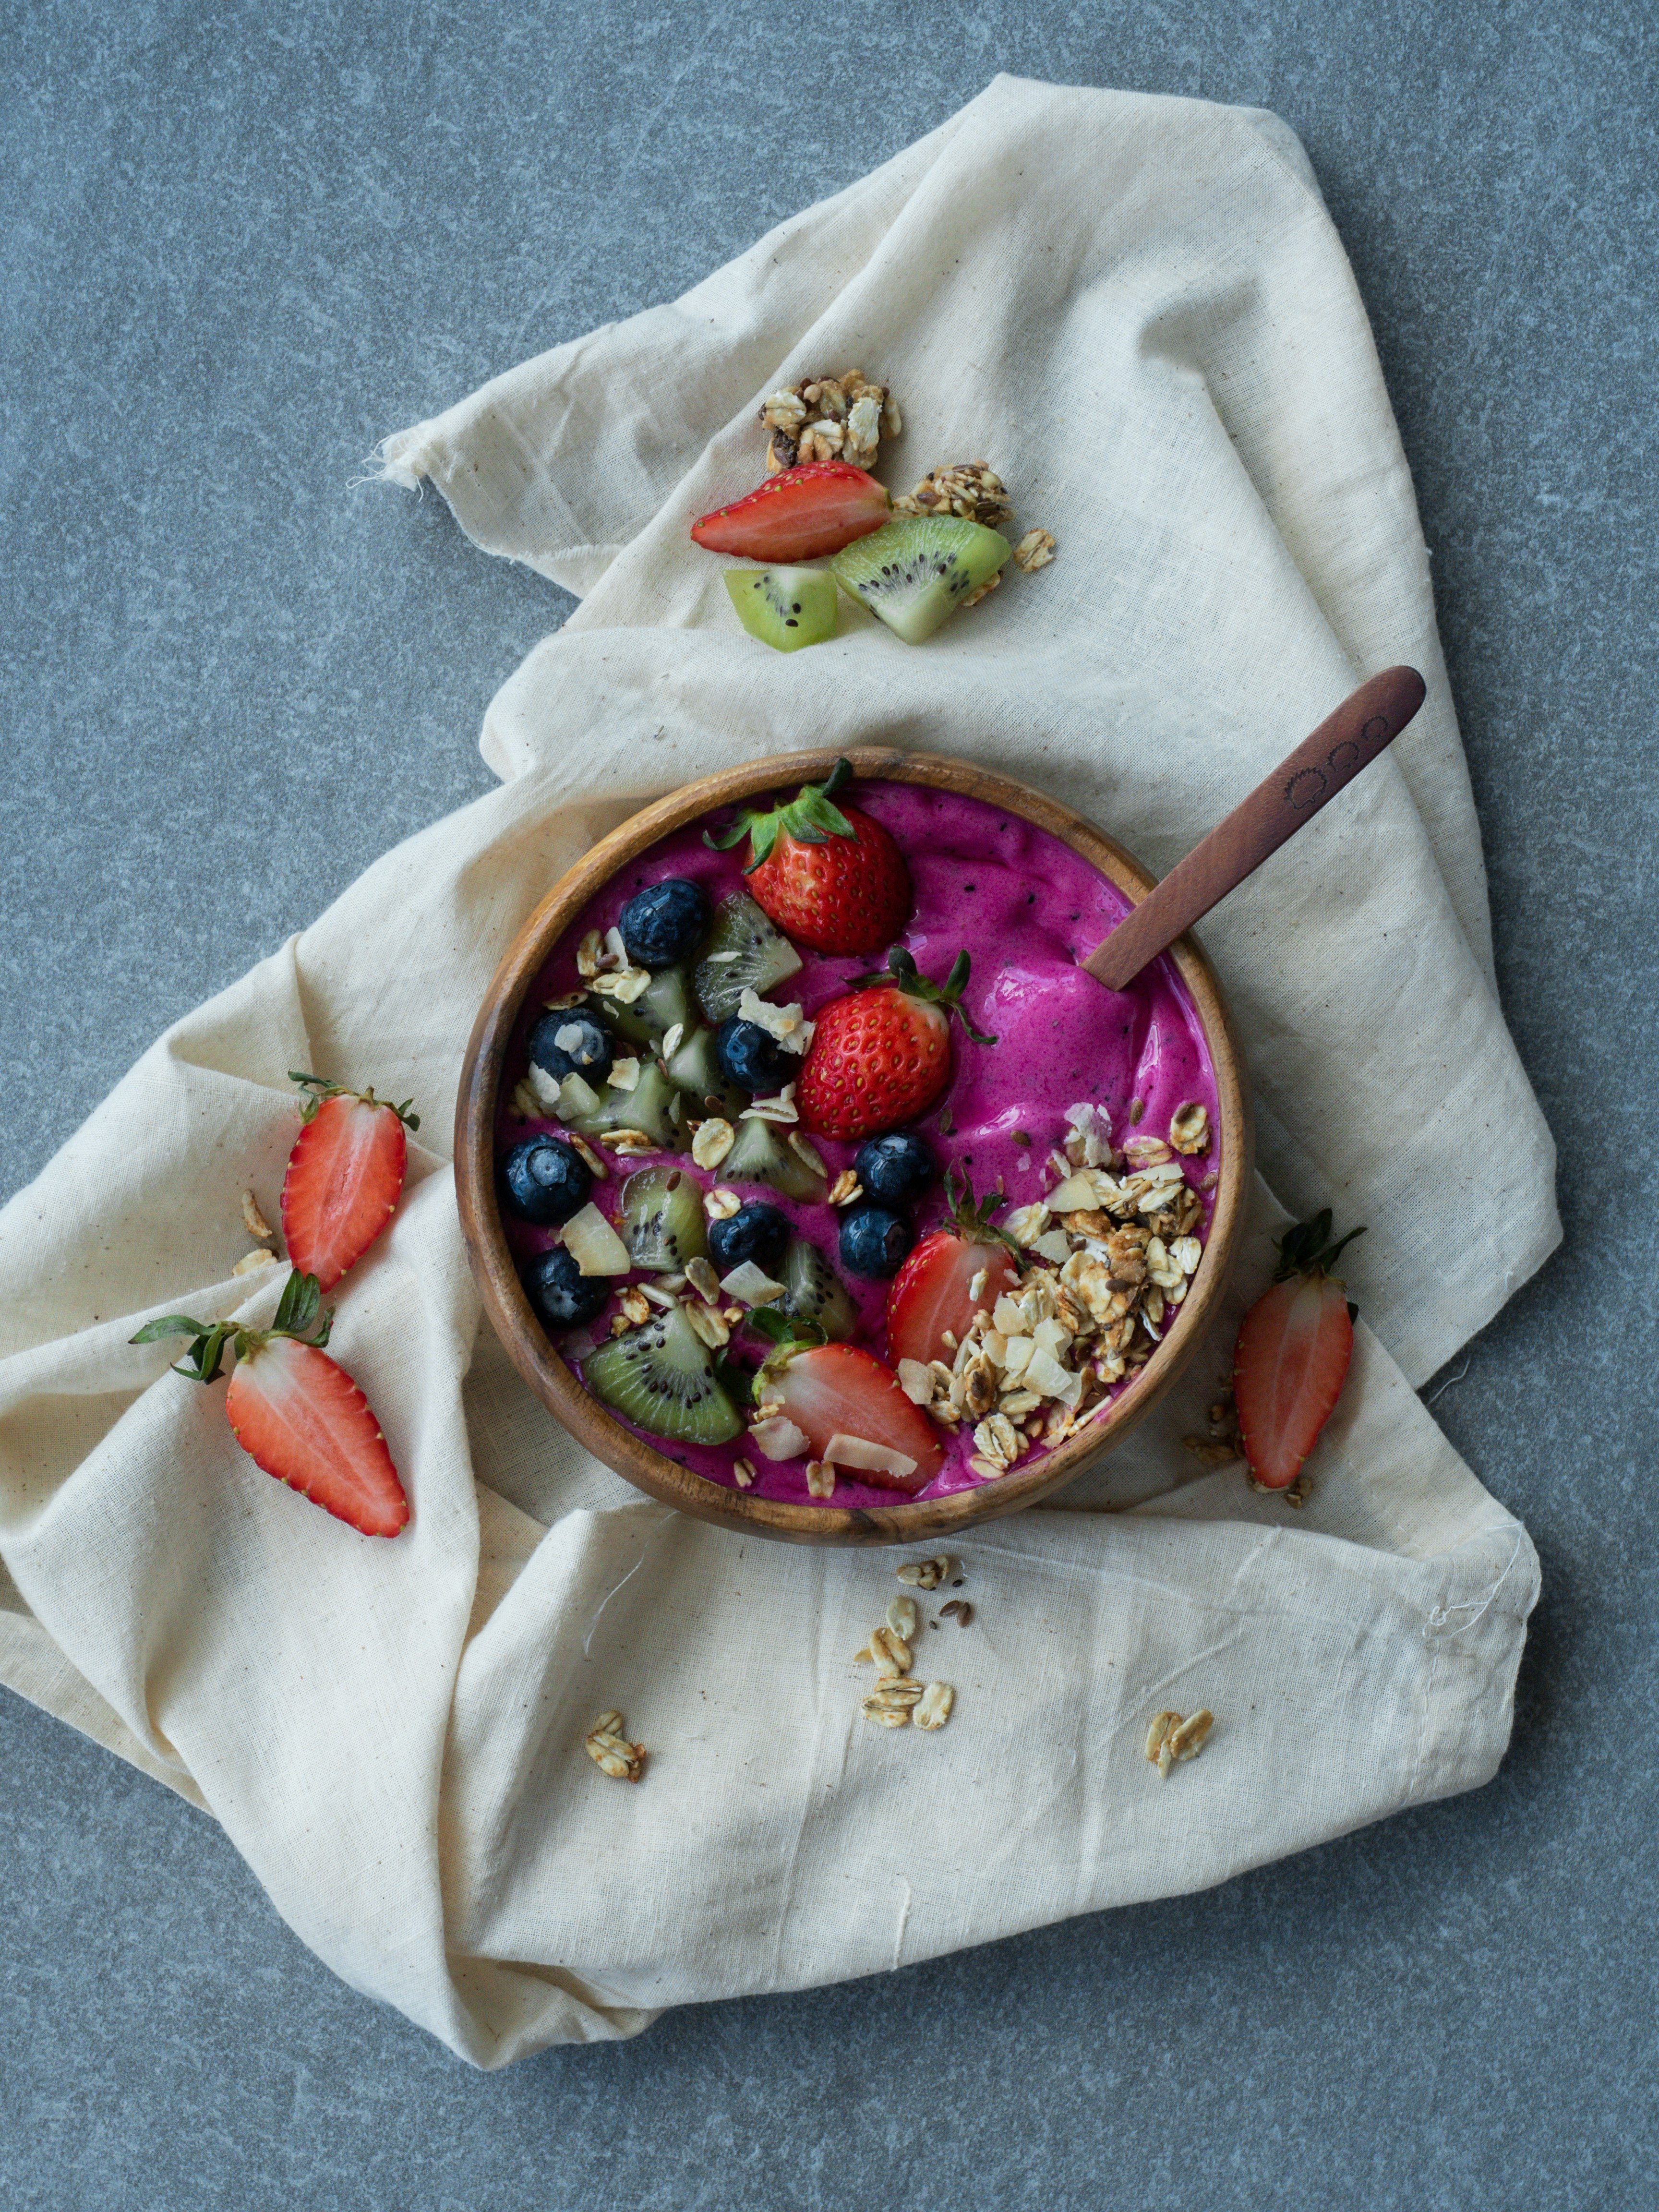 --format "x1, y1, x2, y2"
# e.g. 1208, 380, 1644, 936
759, 369, 900, 474
896, 1102, 1213, 1479
892, 461, 1012, 533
